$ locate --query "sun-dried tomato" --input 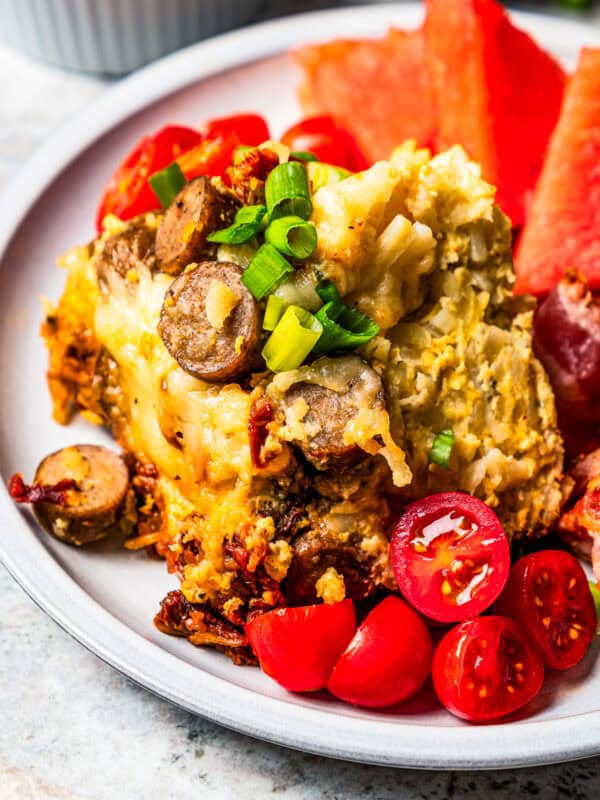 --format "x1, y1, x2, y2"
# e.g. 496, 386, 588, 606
226, 147, 279, 206
8, 473, 76, 506
248, 396, 275, 470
